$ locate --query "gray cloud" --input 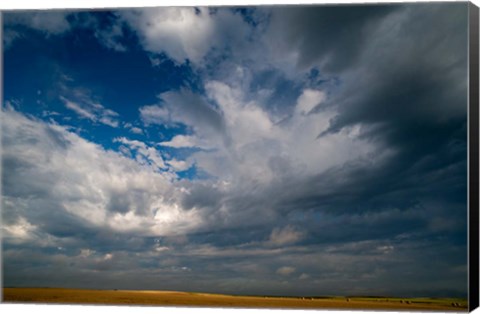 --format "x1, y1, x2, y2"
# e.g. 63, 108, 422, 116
140, 89, 225, 137
2, 10, 73, 49
3, 10, 72, 35
266, 5, 398, 73
161, 89, 226, 134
